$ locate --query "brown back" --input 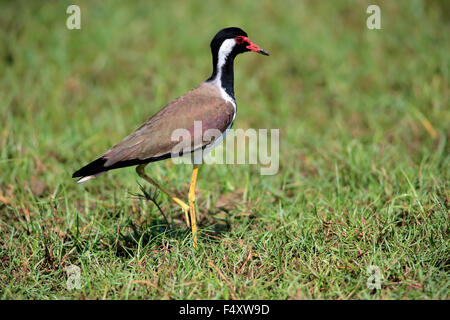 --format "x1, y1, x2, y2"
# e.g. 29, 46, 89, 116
102, 82, 235, 166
